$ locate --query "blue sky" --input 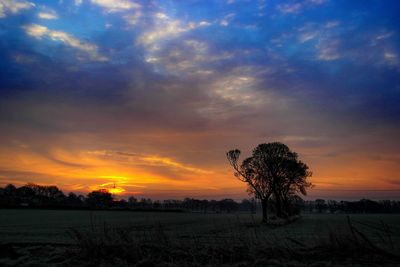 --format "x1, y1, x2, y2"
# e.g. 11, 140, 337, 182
0, 0, 399, 199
